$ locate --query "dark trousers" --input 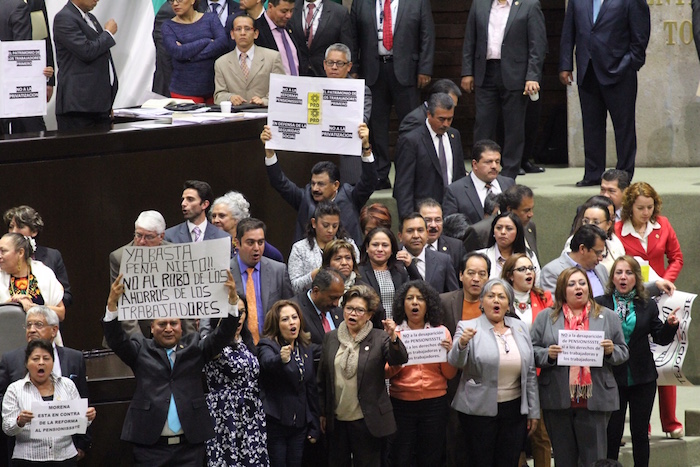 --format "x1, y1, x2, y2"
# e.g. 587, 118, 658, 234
544, 408, 609, 467
328, 419, 382, 467
578, 64, 638, 181
607, 380, 656, 466
12, 458, 77, 467
446, 408, 468, 467
1, 117, 46, 135
459, 397, 527, 467
131, 441, 204, 467
390, 395, 448, 467
266, 416, 306, 467
474, 60, 528, 179
56, 112, 112, 132
368, 59, 420, 180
